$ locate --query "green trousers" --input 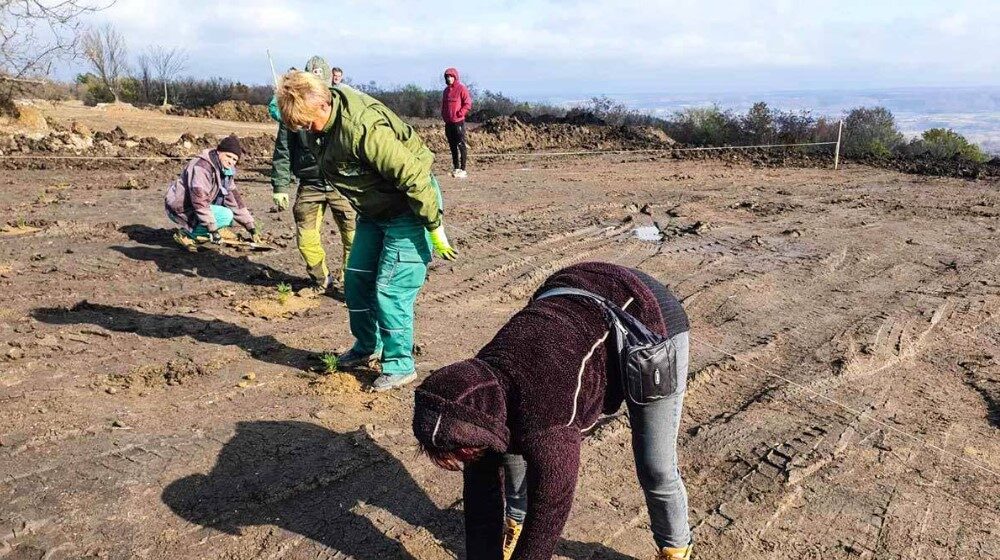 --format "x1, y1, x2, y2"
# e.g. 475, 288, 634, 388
344, 212, 431, 375
293, 187, 357, 285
